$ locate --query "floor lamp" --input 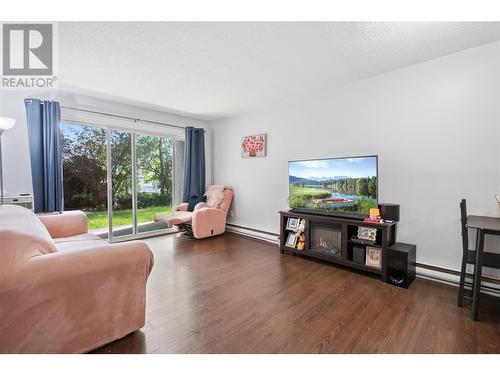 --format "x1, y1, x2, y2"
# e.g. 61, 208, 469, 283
0, 117, 16, 205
